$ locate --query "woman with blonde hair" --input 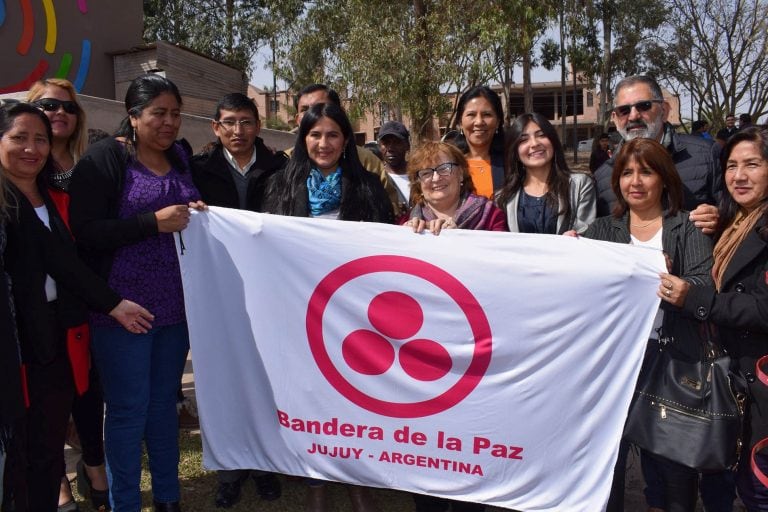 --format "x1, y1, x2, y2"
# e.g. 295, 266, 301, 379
27, 79, 87, 181
28, 78, 109, 511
